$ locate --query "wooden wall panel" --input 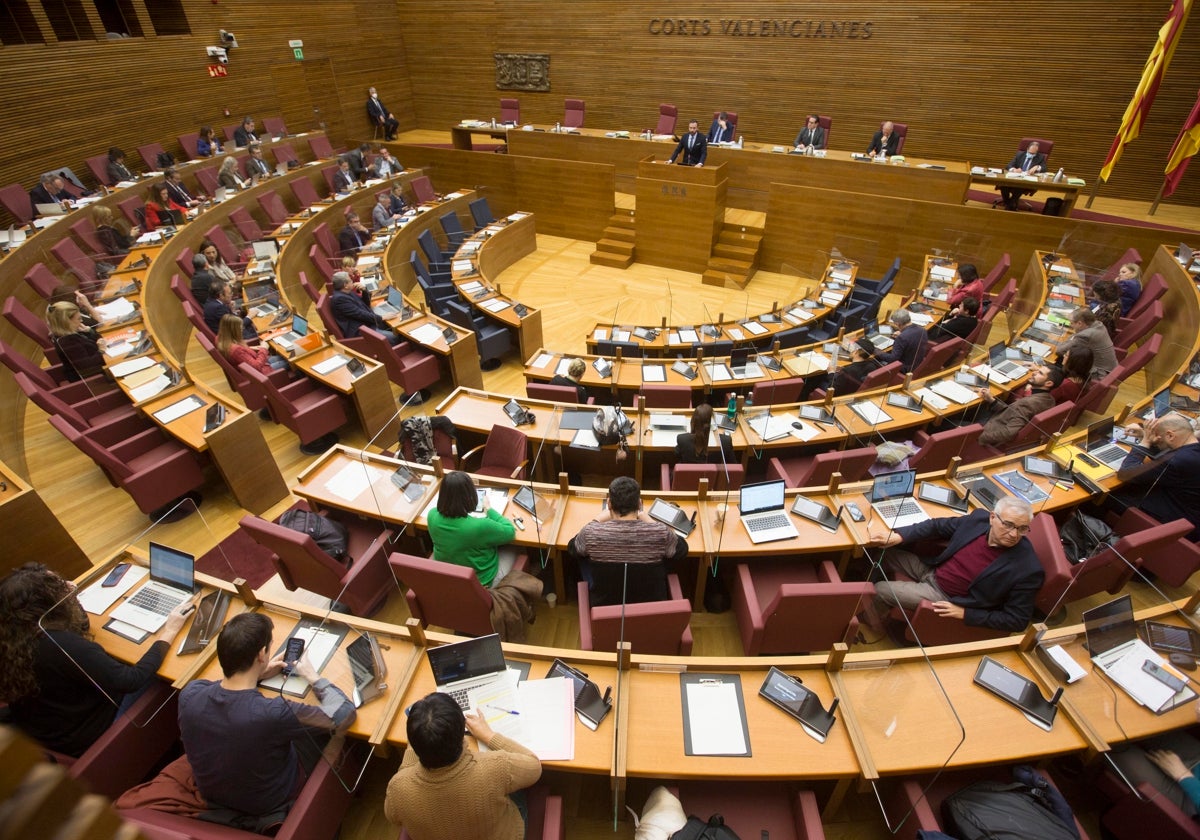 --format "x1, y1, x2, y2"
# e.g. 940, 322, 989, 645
392, 0, 1200, 206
